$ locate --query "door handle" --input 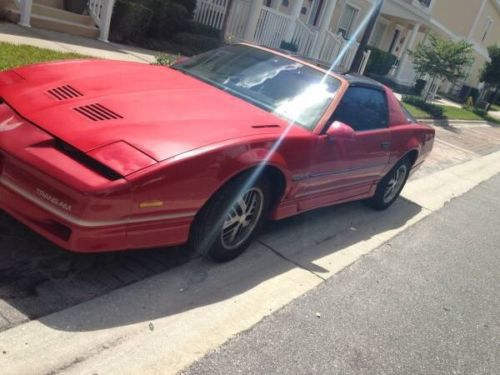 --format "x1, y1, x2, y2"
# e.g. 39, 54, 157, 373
381, 142, 392, 150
